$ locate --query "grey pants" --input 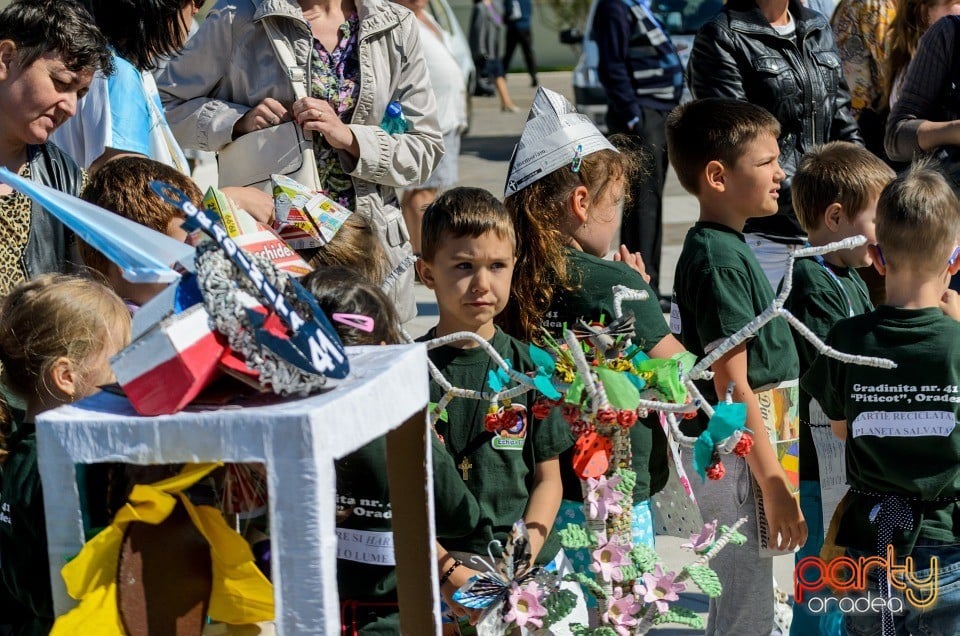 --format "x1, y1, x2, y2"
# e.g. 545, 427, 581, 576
683, 453, 775, 635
